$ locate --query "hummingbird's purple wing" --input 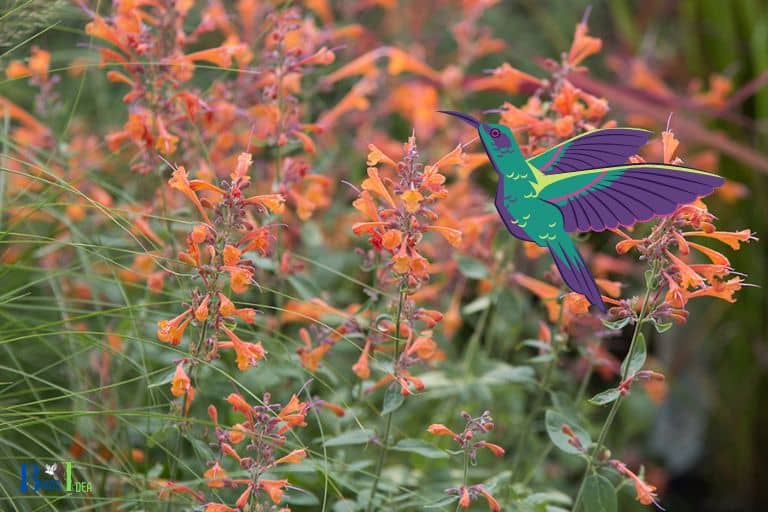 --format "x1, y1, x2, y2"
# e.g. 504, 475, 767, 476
538, 164, 724, 232
528, 128, 652, 174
